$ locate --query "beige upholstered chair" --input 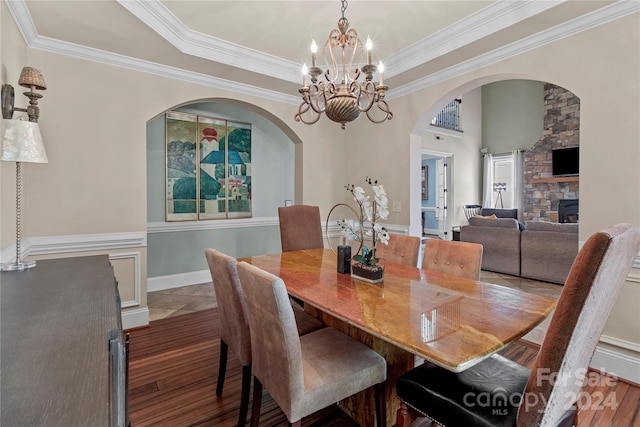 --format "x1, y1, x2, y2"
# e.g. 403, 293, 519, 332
422, 239, 484, 280
396, 224, 640, 427
204, 249, 324, 427
277, 205, 324, 252
376, 233, 421, 266
237, 261, 388, 427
